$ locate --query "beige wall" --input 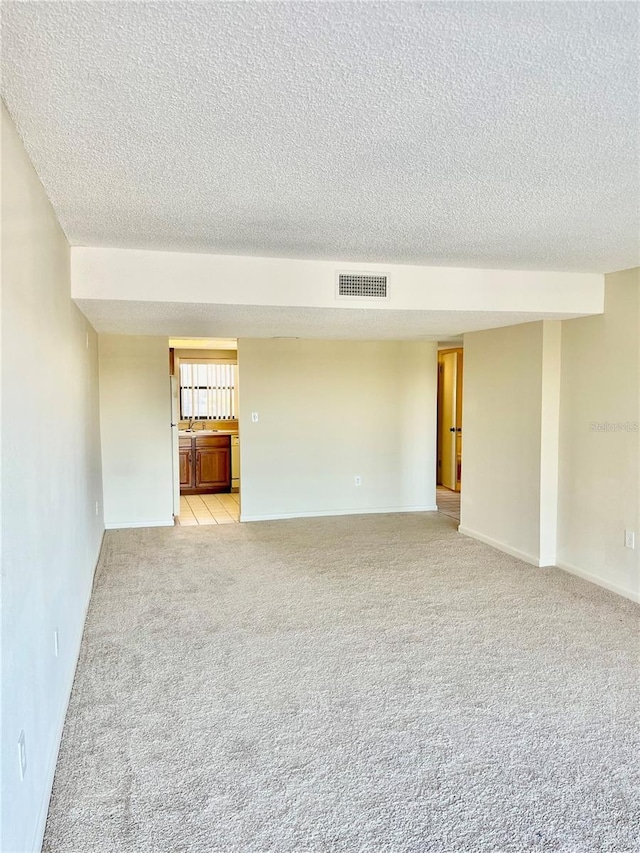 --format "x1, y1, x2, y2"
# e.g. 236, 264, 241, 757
1, 104, 104, 853
460, 321, 560, 565
557, 269, 640, 600
173, 348, 237, 363
238, 339, 437, 520
462, 288, 639, 602
98, 335, 173, 528
73, 246, 605, 315
539, 321, 562, 565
